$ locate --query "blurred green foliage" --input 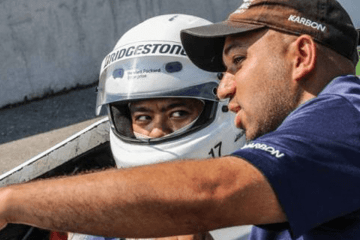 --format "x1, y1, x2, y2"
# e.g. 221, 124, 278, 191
357, 49, 360, 75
